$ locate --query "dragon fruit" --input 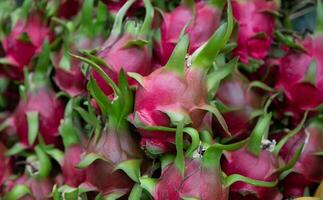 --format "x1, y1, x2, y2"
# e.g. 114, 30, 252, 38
72, 54, 144, 195
155, 1, 223, 65
84, 129, 142, 194
58, 0, 82, 19
154, 158, 228, 200
279, 126, 323, 198
61, 144, 86, 187
275, 35, 323, 117
132, 66, 207, 153
13, 85, 65, 146
220, 112, 283, 200
93, 33, 152, 96
131, 2, 234, 153
213, 72, 262, 138
153, 159, 228, 200
93, 0, 153, 96
221, 147, 282, 200
2, 13, 53, 80
232, 0, 277, 64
